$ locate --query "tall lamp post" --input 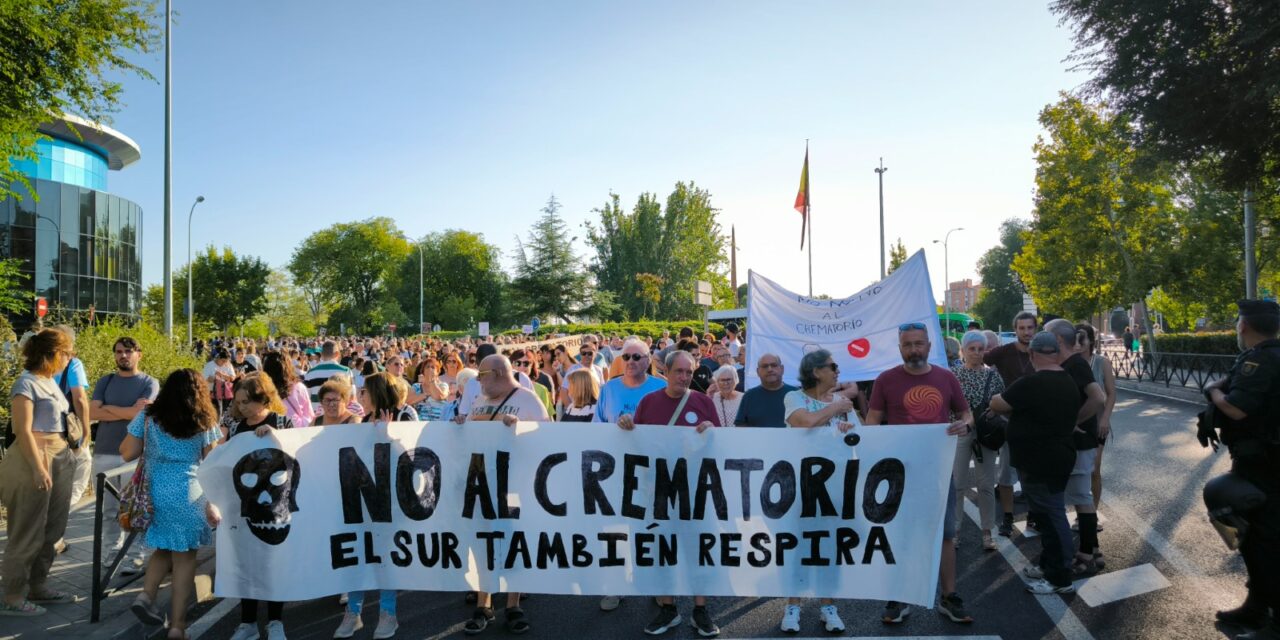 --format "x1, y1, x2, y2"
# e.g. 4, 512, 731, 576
162, 0, 173, 337
417, 241, 425, 333
874, 158, 888, 280
186, 195, 204, 346
933, 227, 964, 329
